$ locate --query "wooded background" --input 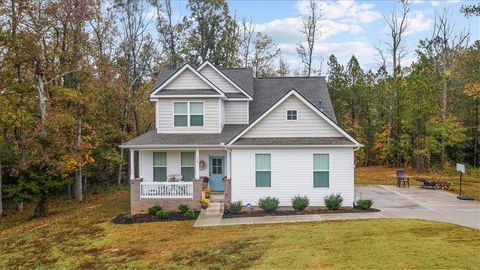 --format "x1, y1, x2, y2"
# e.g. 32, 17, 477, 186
0, 0, 478, 217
